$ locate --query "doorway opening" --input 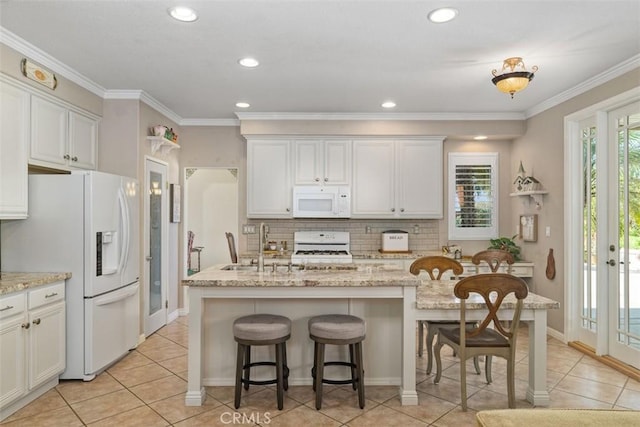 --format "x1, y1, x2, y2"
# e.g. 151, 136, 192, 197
183, 167, 239, 277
